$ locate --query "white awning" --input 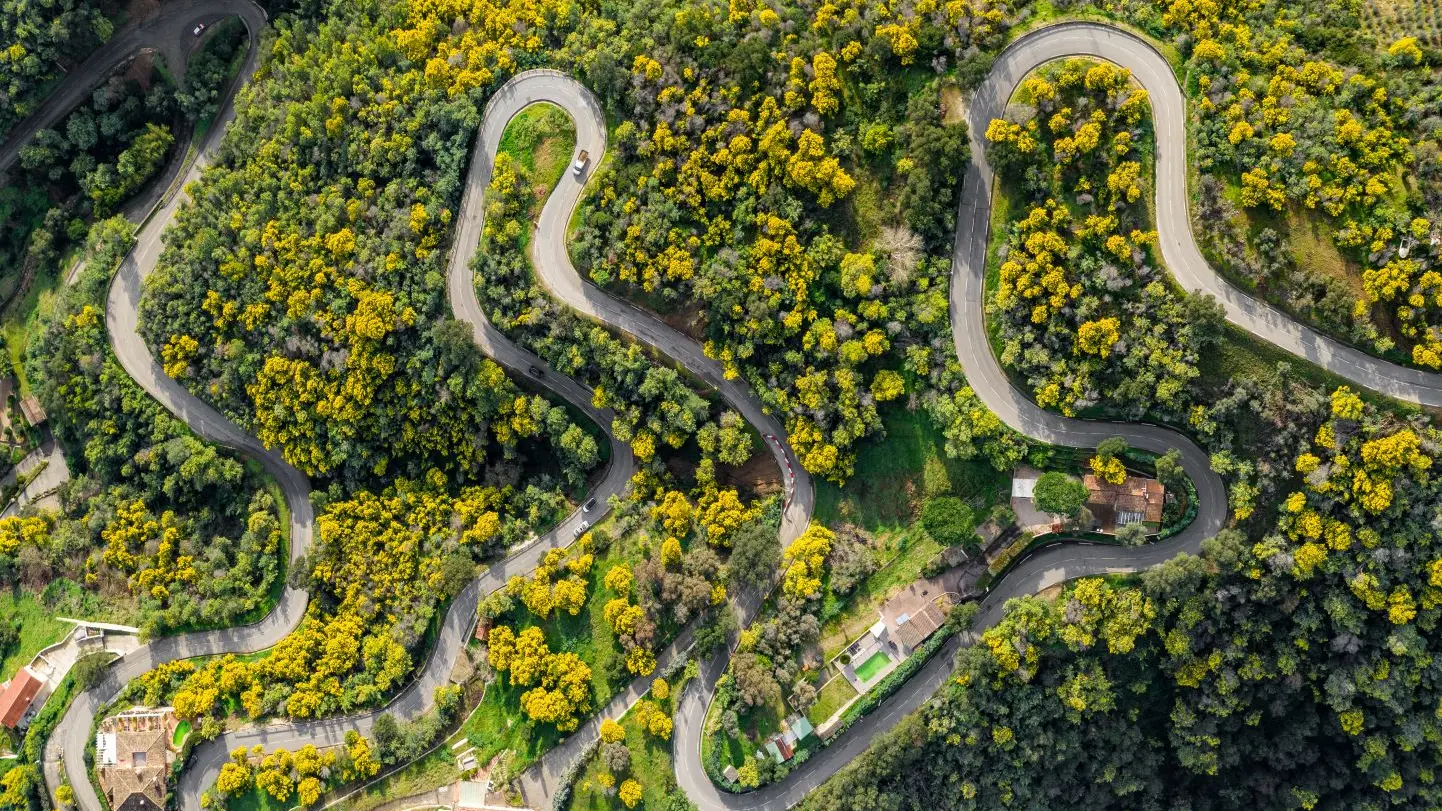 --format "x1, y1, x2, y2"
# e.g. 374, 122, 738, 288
96, 732, 117, 766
